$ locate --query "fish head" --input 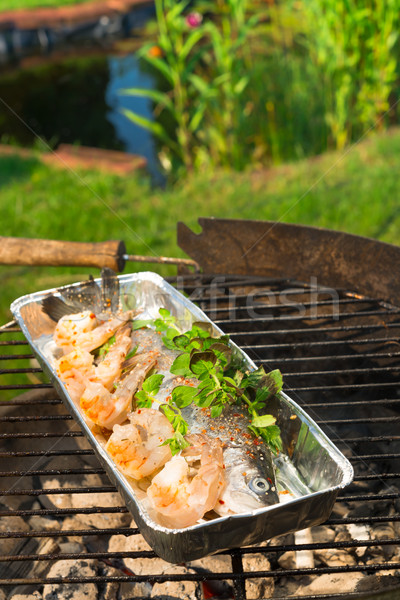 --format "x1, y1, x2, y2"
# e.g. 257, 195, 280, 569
215, 446, 279, 516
